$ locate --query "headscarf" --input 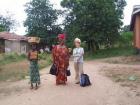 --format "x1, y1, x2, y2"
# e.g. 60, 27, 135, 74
58, 34, 66, 40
